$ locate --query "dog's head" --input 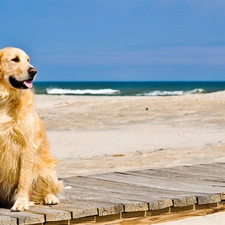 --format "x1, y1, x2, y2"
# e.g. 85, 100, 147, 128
0, 47, 37, 90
